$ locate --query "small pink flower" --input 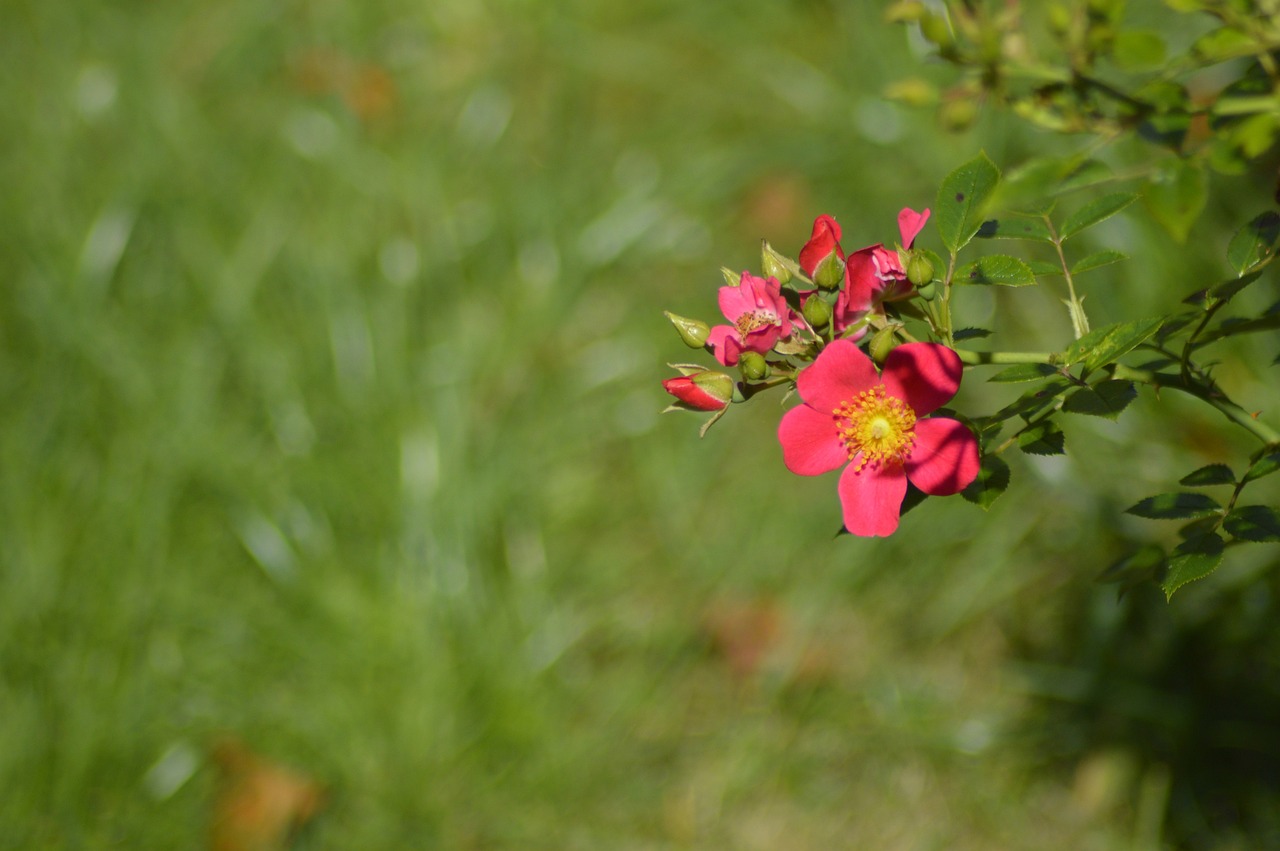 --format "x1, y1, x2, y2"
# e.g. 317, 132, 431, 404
798, 215, 843, 278
706, 272, 792, 367
845, 207, 931, 308
777, 338, 979, 537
